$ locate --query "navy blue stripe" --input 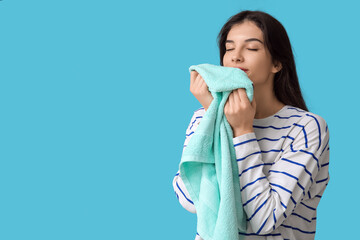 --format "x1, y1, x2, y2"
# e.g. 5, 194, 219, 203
243, 192, 261, 207
316, 177, 328, 183
258, 135, 294, 143
262, 149, 284, 154
280, 158, 313, 183
273, 208, 277, 224
241, 176, 267, 191
190, 117, 198, 128
308, 191, 311, 199
186, 131, 195, 137
290, 142, 295, 152
296, 123, 308, 148
239, 163, 272, 177
247, 198, 269, 221
242, 135, 295, 148
301, 202, 316, 211
320, 139, 329, 156
299, 149, 320, 169
297, 182, 305, 194
269, 170, 298, 181
175, 181, 194, 204
238, 232, 281, 236
281, 224, 316, 234
234, 138, 257, 147
274, 114, 302, 119
237, 151, 262, 162
287, 135, 295, 141
291, 212, 312, 223
246, 135, 295, 149
254, 125, 292, 130
321, 162, 329, 167
270, 183, 292, 194
315, 194, 322, 198
288, 107, 306, 113
269, 169, 305, 195
306, 114, 322, 150
256, 218, 268, 234
189, 116, 202, 130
